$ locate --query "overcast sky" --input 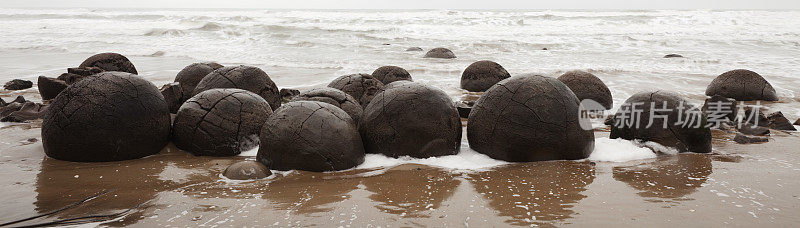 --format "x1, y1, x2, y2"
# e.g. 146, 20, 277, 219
3, 0, 800, 10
